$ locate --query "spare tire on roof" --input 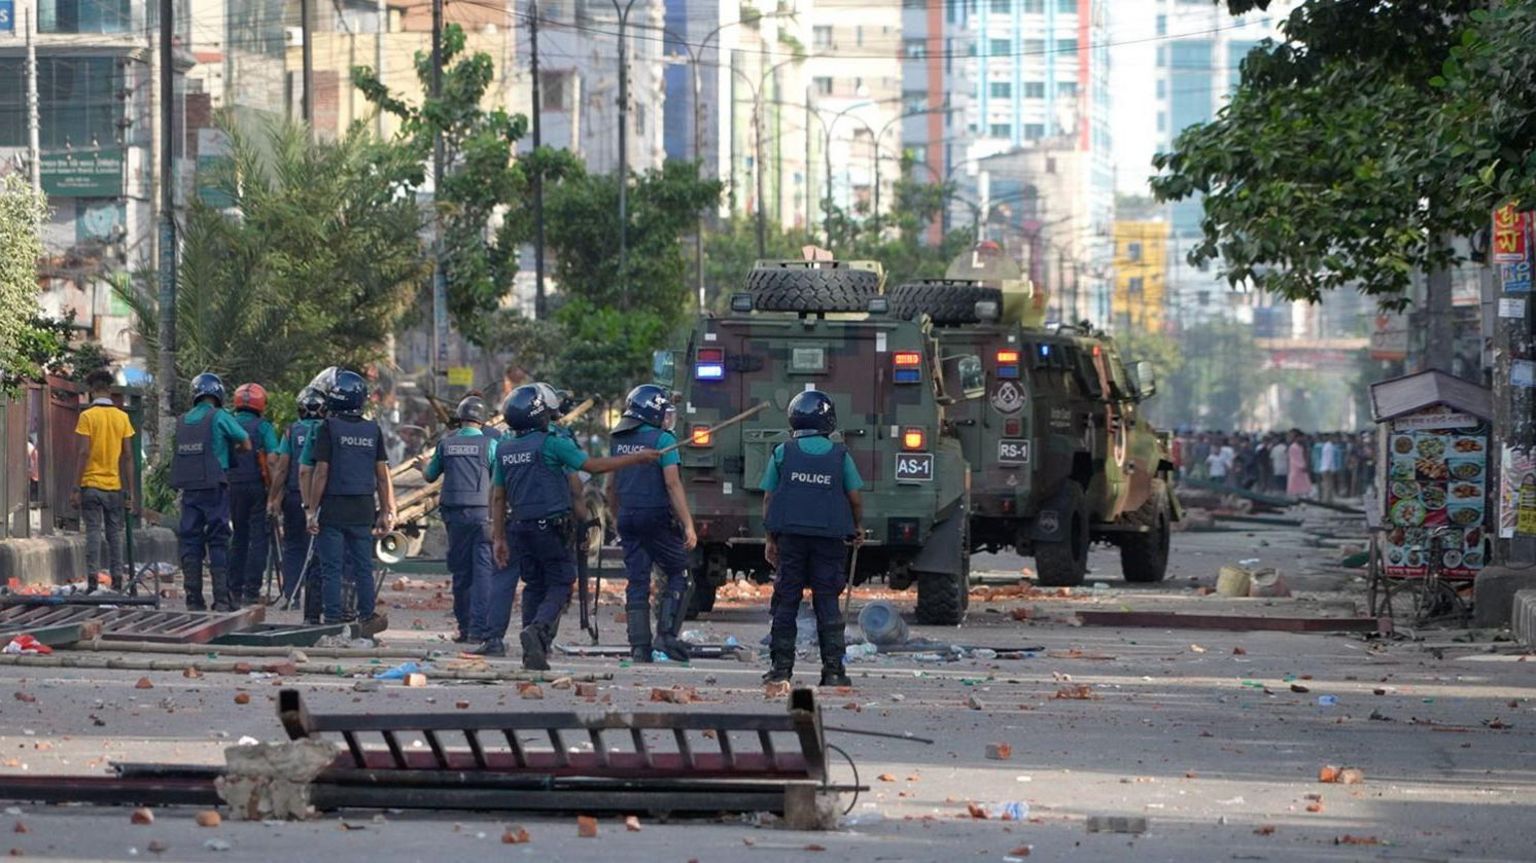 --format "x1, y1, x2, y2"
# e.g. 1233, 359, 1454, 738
888, 280, 1004, 325
745, 265, 881, 313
